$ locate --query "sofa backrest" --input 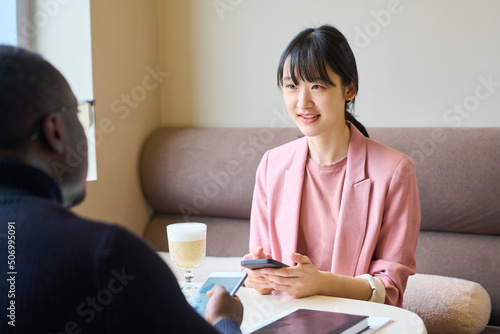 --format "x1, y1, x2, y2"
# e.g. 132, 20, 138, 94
369, 127, 500, 235
141, 127, 500, 237
141, 127, 303, 220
